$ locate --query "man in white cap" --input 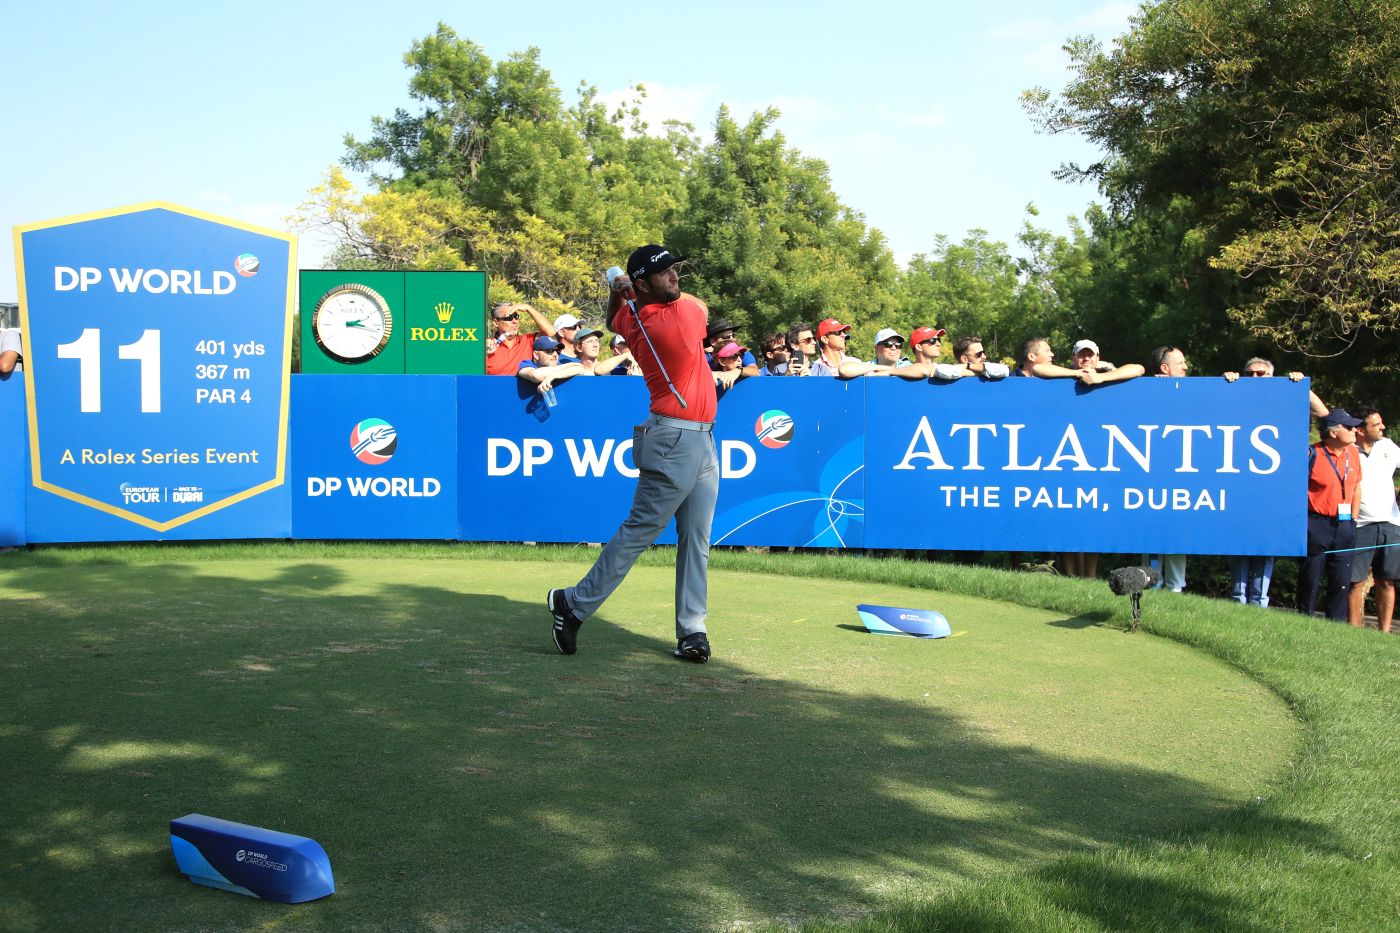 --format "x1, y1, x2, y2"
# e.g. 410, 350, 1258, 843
1069, 339, 1144, 384
820, 327, 907, 378
605, 334, 641, 375
869, 328, 911, 369
553, 313, 582, 360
